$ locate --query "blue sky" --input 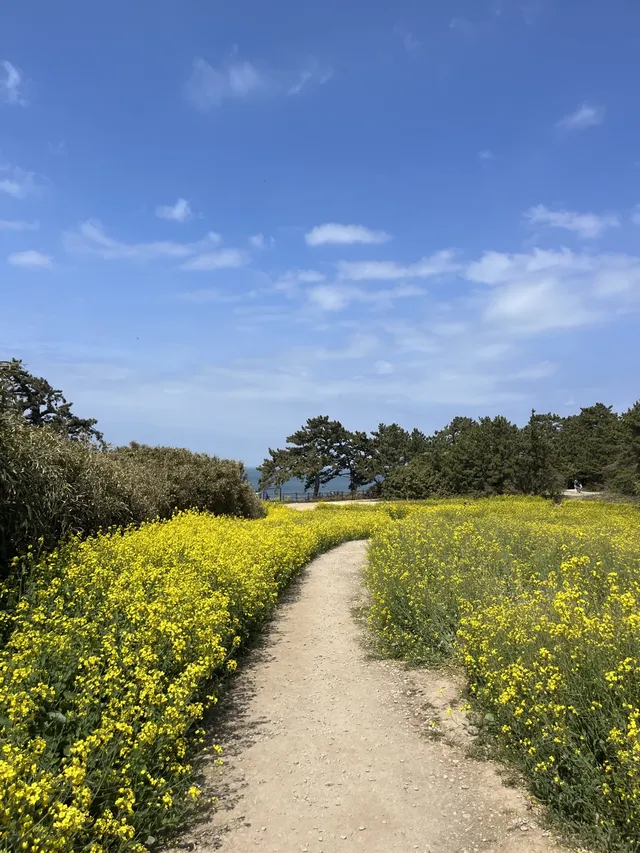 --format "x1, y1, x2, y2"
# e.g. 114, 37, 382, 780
2, 0, 640, 463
